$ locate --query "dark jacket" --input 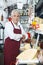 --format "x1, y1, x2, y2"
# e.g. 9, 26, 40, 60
35, 0, 43, 18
